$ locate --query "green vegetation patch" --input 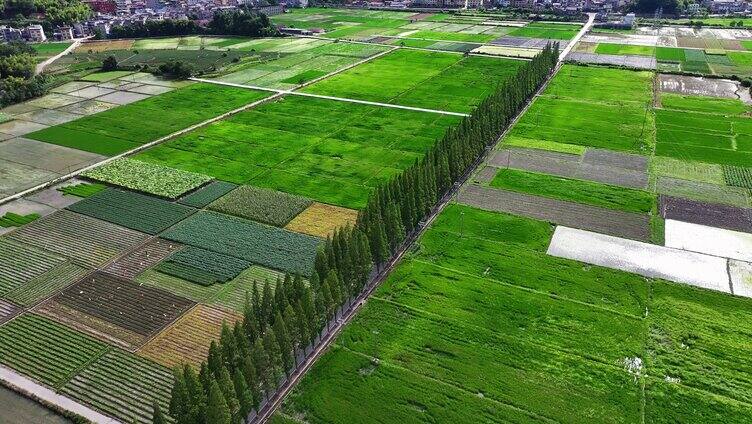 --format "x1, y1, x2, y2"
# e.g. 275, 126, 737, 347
27, 83, 270, 156
507, 21, 581, 40
723, 165, 752, 189
67, 188, 195, 235
208, 185, 313, 227
279, 69, 328, 84
0, 212, 39, 227
510, 65, 653, 153
302, 49, 522, 113
58, 182, 107, 198
595, 43, 656, 56
178, 180, 237, 208
660, 93, 749, 115
83, 158, 212, 199
80, 70, 134, 82
0, 238, 66, 296
161, 211, 321, 276
154, 246, 251, 286
656, 47, 686, 62
135, 95, 458, 209
489, 169, 655, 213
0, 313, 108, 388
